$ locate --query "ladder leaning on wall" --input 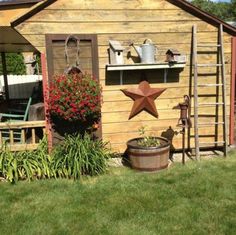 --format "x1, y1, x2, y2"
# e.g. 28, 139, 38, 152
192, 24, 228, 160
